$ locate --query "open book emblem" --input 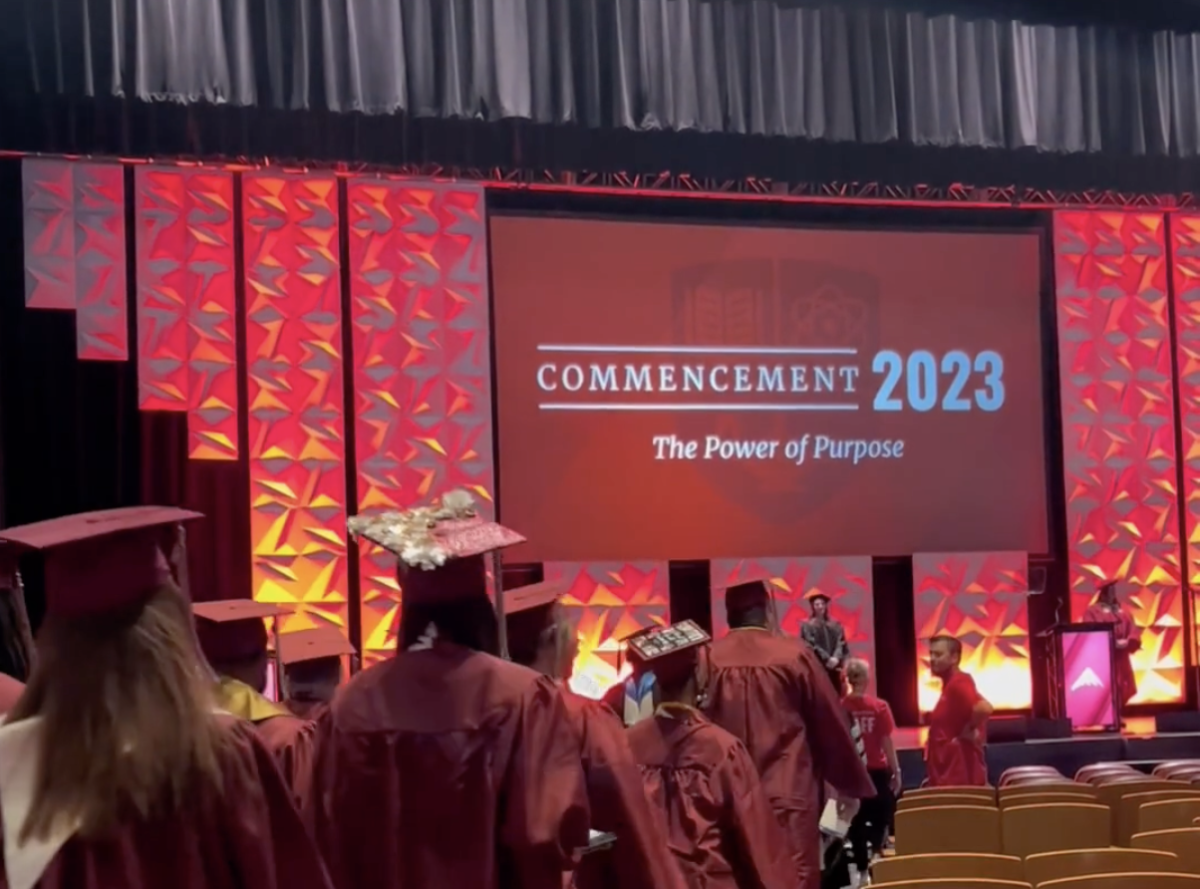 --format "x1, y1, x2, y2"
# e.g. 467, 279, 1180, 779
1070, 667, 1103, 692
